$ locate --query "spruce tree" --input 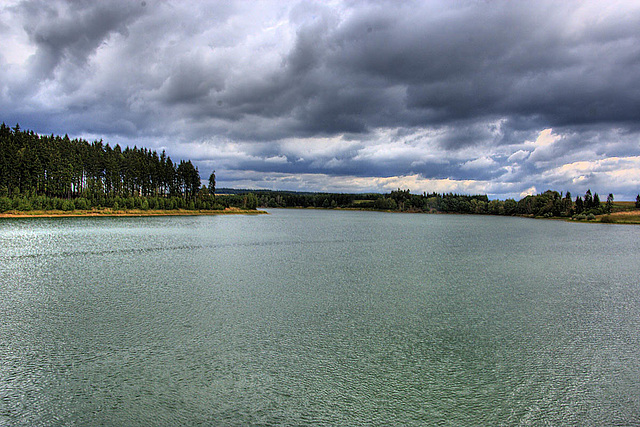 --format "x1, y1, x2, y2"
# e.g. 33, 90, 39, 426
208, 171, 216, 196
606, 194, 613, 213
